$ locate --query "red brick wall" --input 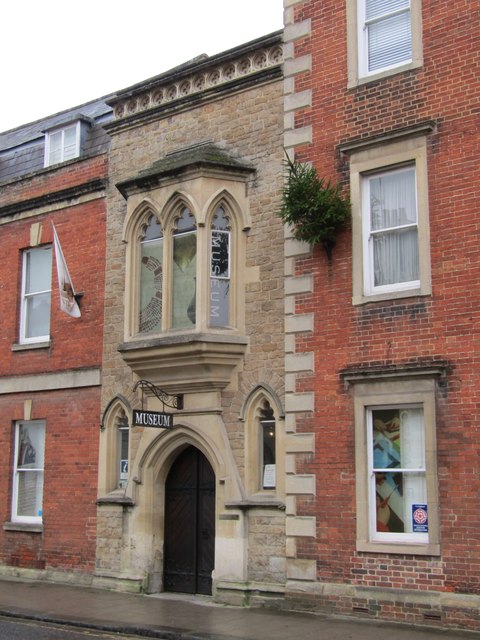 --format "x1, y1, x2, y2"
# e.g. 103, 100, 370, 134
0, 183, 106, 376
0, 388, 100, 573
0, 153, 107, 574
288, 0, 480, 621
0, 155, 107, 207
